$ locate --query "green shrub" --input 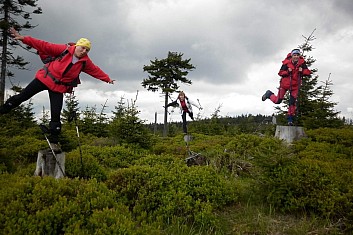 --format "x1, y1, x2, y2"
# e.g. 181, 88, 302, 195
80, 145, 147, 169
151, 134, 232, 158
106, 163, 238, 230
73, 207, 162, 234
256, 129, 353, 231
59, 128, 100, 152
1, 135, 46, 157
151, 135, 188, 157
207, 134, 286, 178
133, 153, 184, 167
66, 150, 107, 181
0, 176, 155, 234
306, 127, 353, 147
265, 159, 343, 216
